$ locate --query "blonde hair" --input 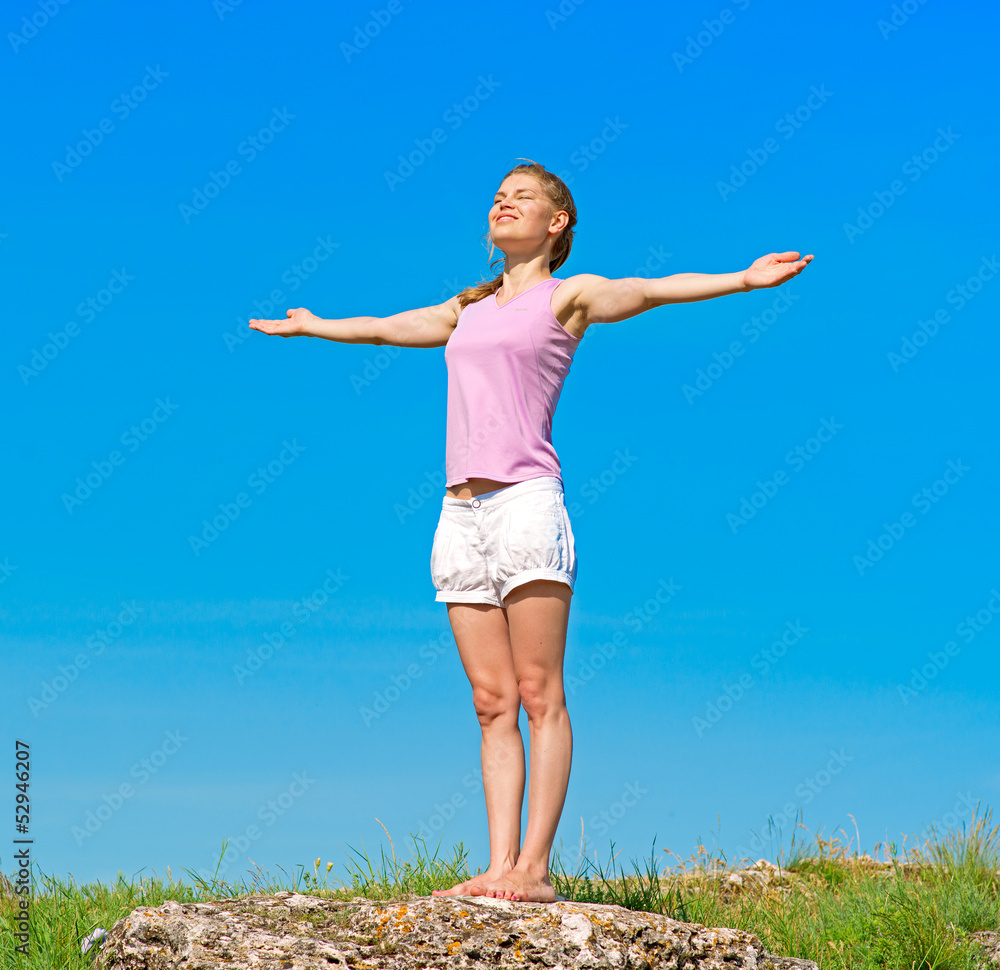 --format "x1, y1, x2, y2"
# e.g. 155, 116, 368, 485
456, 158, 577, 310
